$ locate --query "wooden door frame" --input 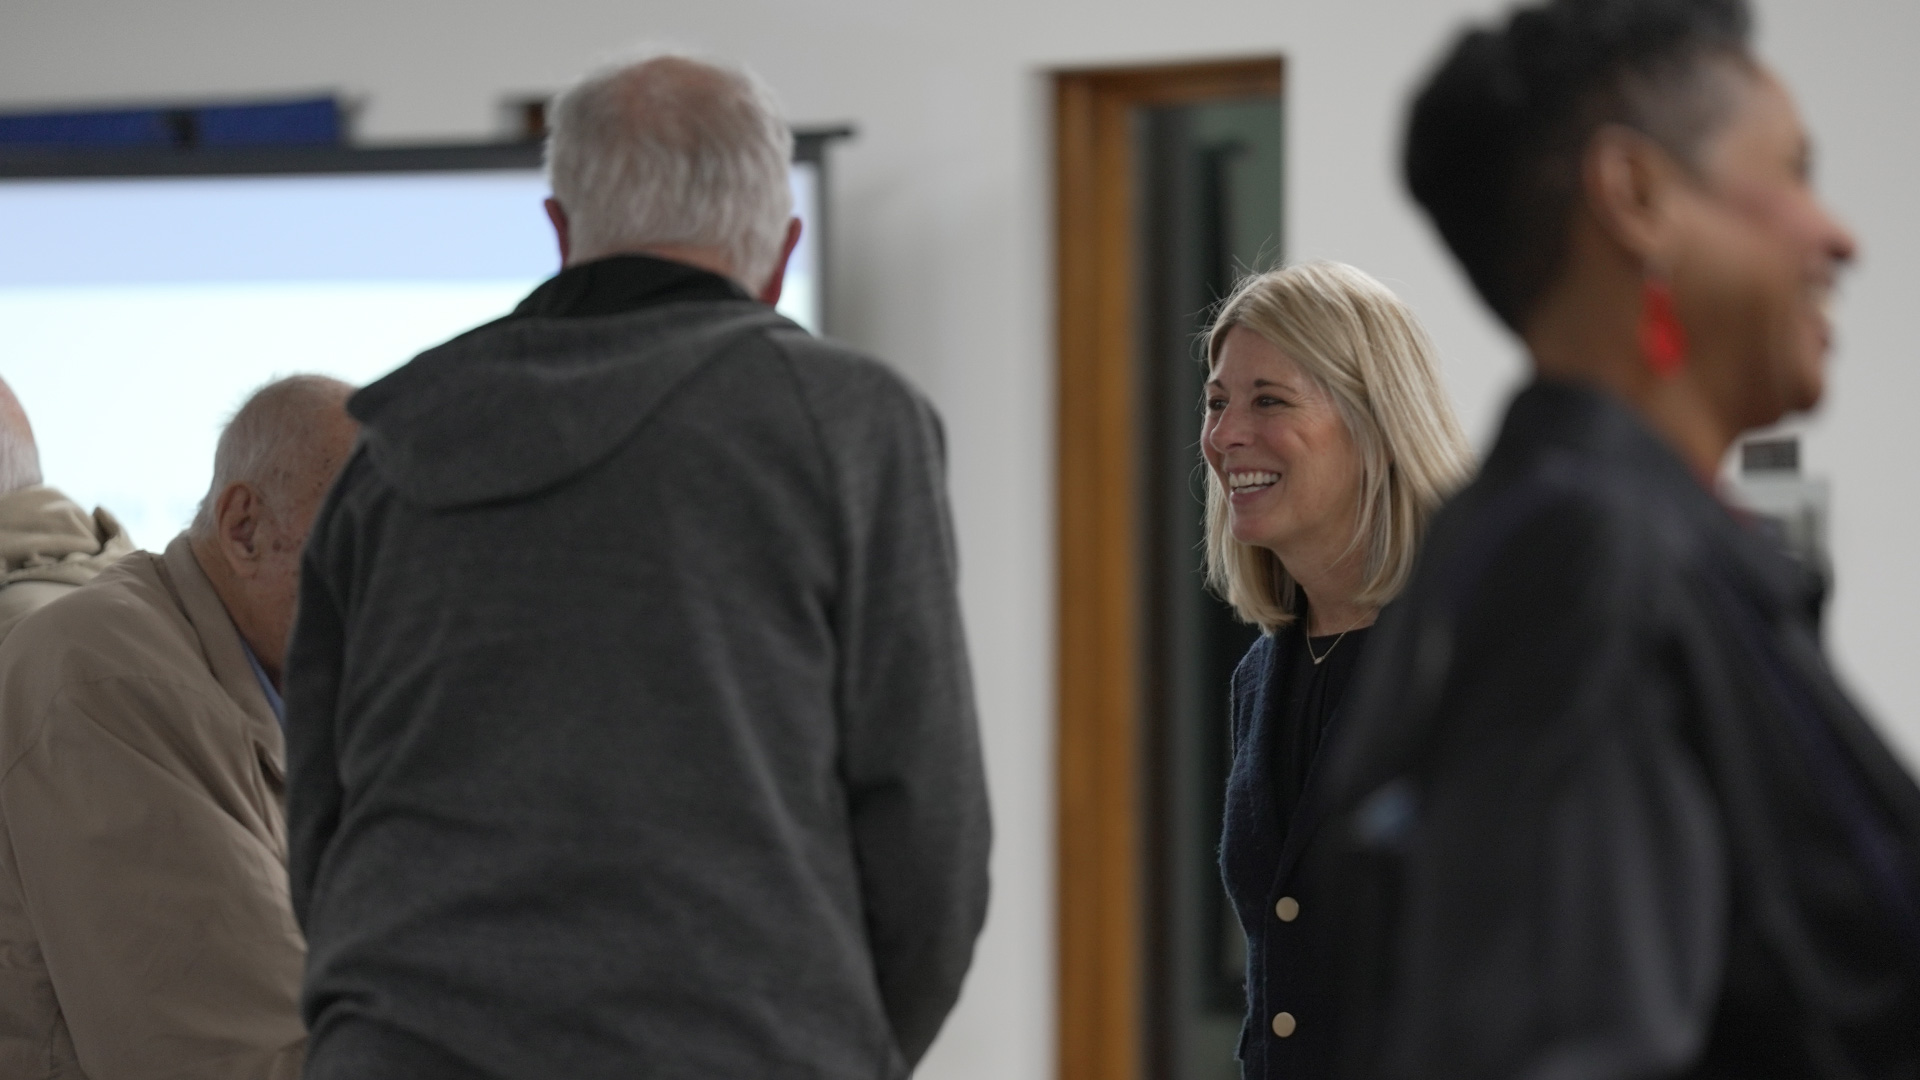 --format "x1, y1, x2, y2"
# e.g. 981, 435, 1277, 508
1054, 56, 1283, 1080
